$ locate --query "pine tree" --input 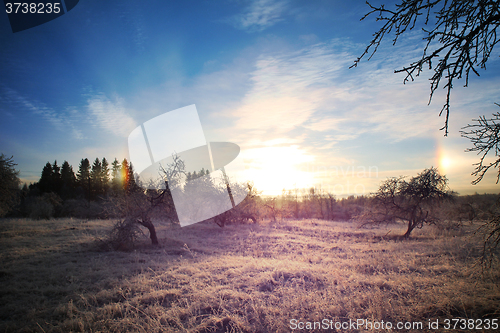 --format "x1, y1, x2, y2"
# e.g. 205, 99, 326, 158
77, 158, 91, 199
61, 161, 76, 199
52, 160, 62, 195
39, 162, 53, 194
111, 158, 122, 194
101, 157, 110, 194
61, 161, 76, 187
90, 158, 102, 199
127, 162, 138, 193
121, 159, 130, 193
